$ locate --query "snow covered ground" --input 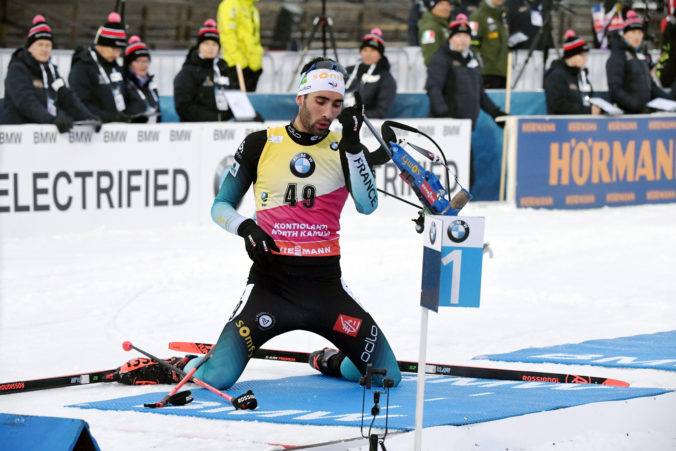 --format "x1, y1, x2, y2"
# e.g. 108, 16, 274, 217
1, 200, 675, 450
